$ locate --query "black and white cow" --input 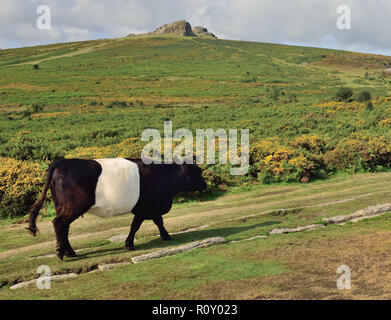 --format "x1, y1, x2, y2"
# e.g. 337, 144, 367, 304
28, 158, 207, 260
